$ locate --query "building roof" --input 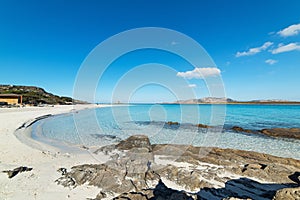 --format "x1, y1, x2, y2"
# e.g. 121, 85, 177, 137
0, 94, 22, 97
